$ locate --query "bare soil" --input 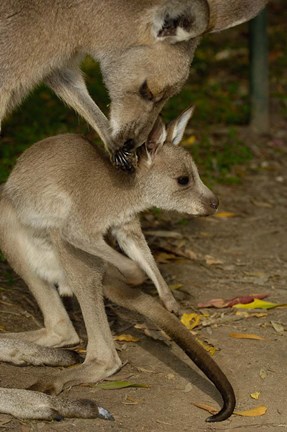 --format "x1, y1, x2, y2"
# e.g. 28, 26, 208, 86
0, 122, 287, 432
